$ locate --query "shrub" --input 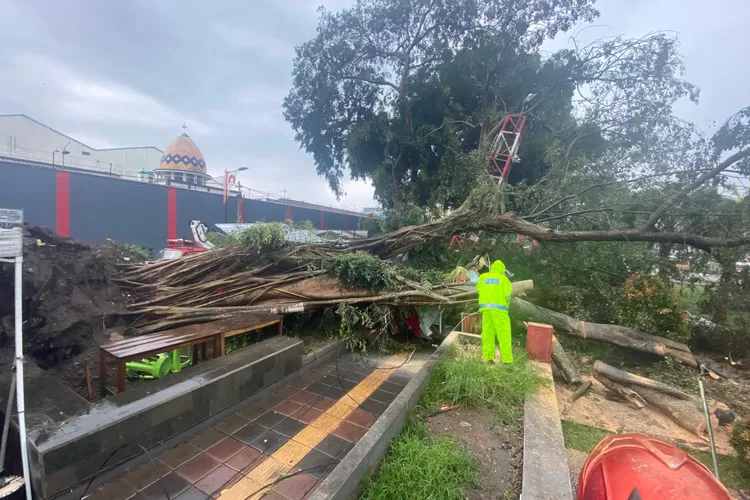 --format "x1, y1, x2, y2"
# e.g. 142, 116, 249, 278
618, 273, 690, 343
731, 420, 750, 466
324, 253, 393, 291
